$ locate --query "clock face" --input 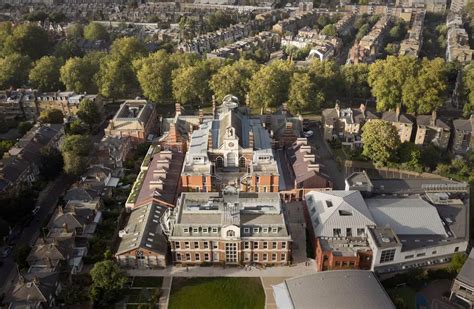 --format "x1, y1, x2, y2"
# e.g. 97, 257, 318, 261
228, 142, 234, 147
